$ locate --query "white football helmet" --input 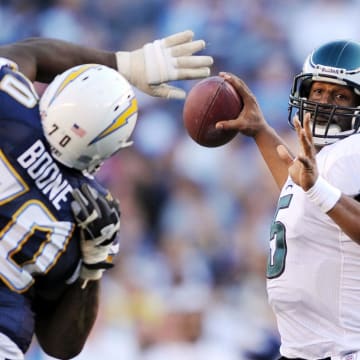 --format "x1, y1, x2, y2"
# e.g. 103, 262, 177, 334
40, 64, 138, 173
288, 40, 360, 146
